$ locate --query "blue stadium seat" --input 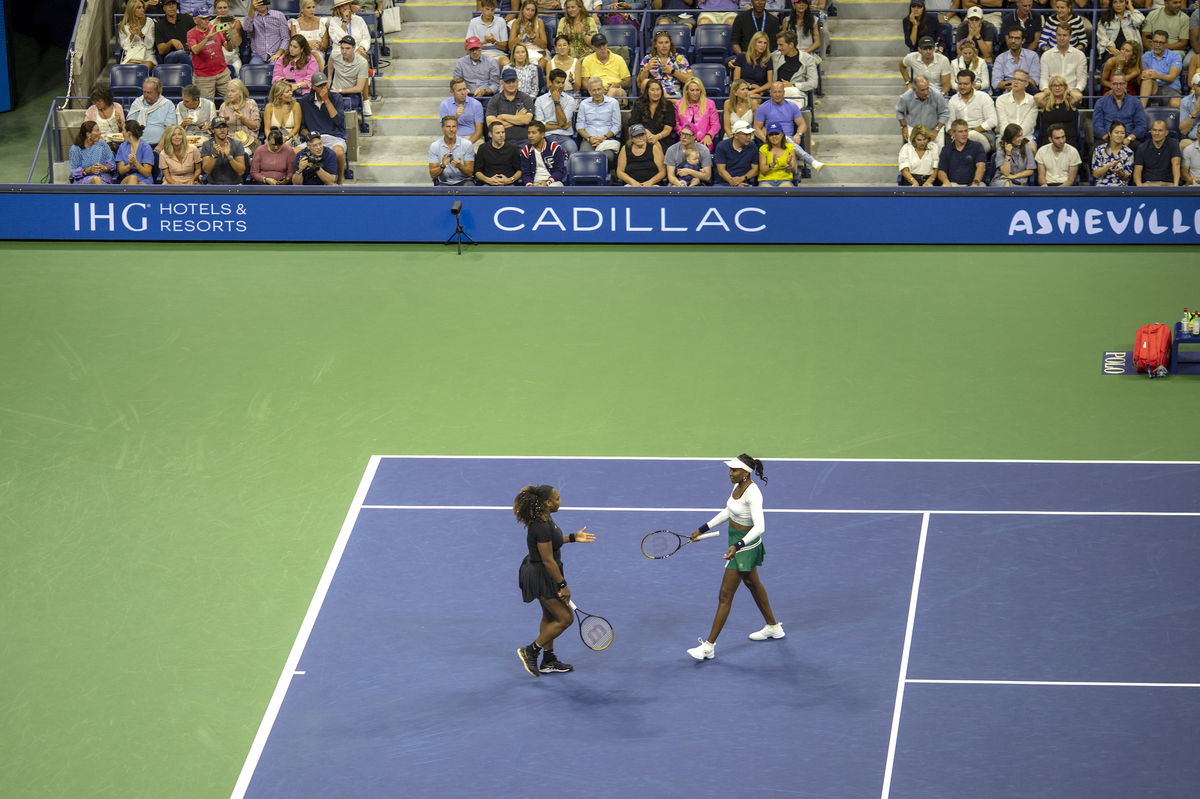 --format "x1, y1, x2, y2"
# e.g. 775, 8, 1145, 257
691, 63, 728, 99
692, 24, 731, 64
109, 64, 150, 106
240, 63, 275, 104
154, 63, 194, 101
599, 23, 638, 58
566, 152, 609, 185
1144, 106, 1181, 140
652, 24, 692, 60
